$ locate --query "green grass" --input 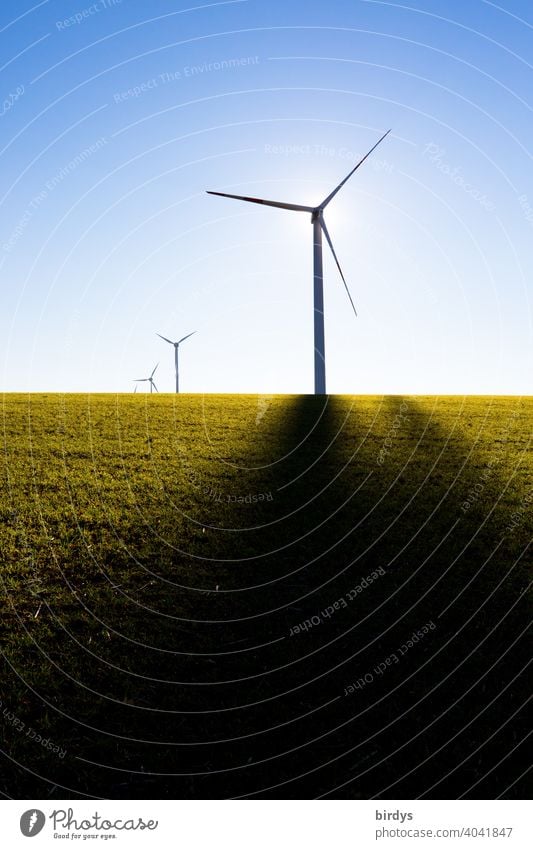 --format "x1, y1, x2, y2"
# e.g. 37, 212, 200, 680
0, 393, 531, 799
